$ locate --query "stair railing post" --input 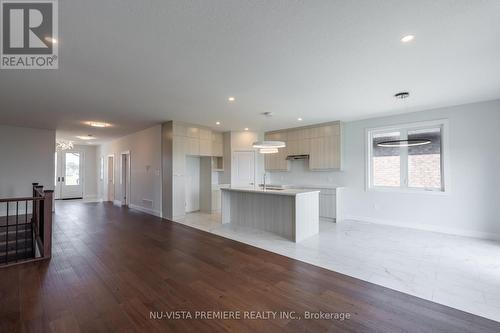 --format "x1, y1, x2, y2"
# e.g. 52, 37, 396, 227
43, 190, 53, 258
